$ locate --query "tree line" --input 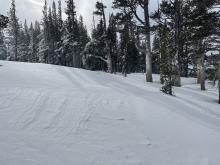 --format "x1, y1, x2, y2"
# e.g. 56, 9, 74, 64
0, 0, 219, 104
